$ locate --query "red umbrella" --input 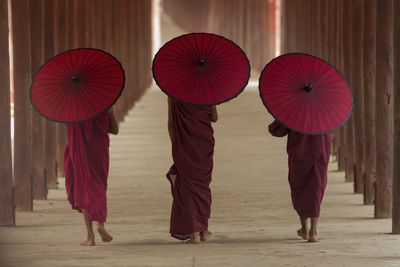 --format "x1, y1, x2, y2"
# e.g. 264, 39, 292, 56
152, 33, 250, 105
259, 53, 353, 134
30, 48, 125, 123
